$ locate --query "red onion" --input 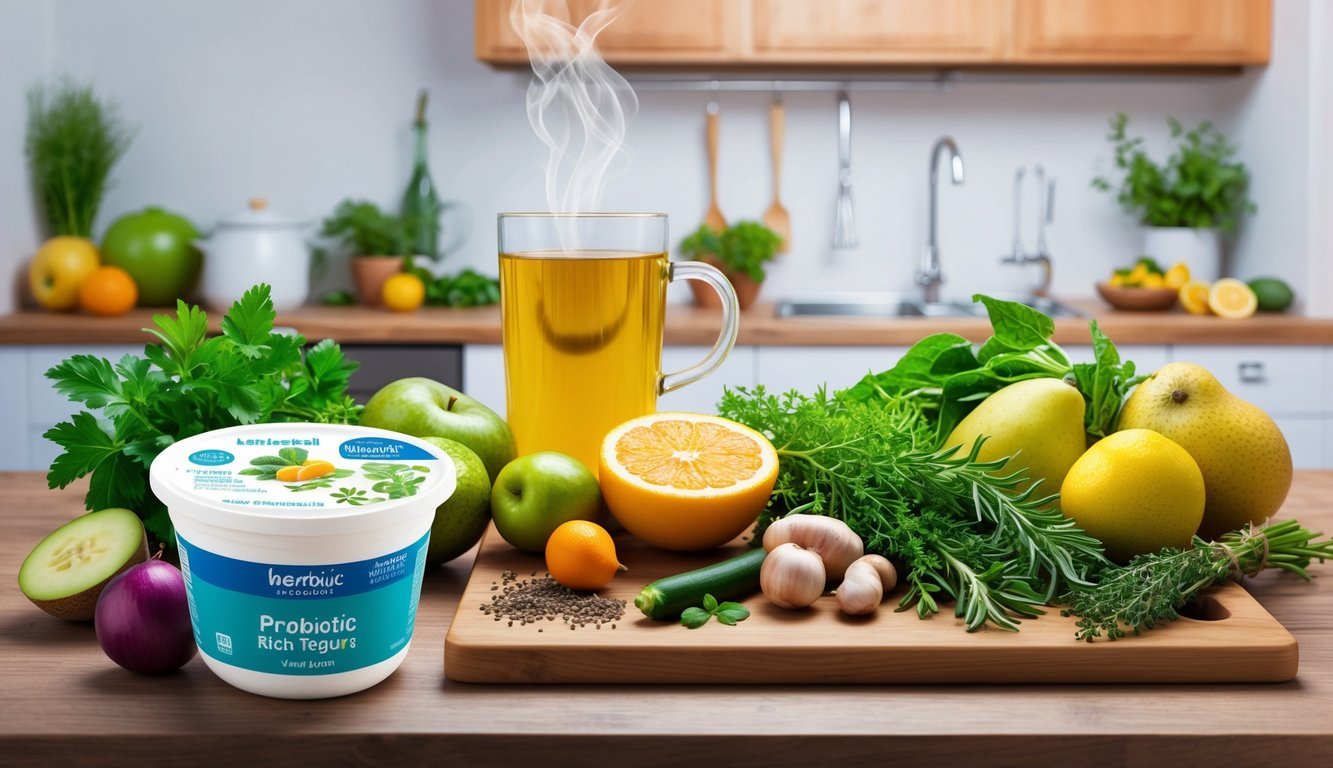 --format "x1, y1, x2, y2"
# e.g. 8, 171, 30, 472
94, 559, 197, 674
